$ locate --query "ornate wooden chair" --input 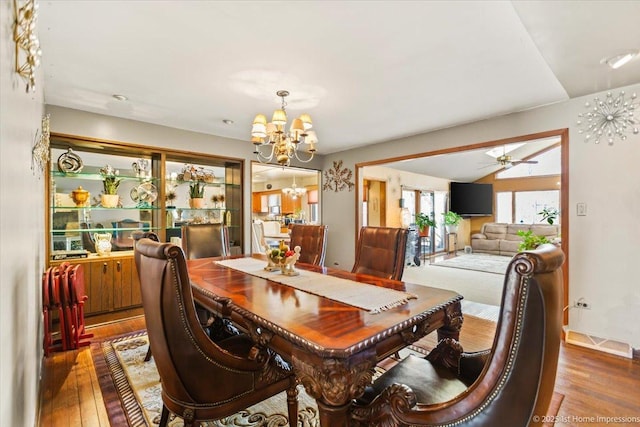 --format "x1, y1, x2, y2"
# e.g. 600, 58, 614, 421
181, 223, 230, 260
351, 226, 409, 281
135, 238, 299, 427
288, 224, 328, 266
350, 243, 565, 427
